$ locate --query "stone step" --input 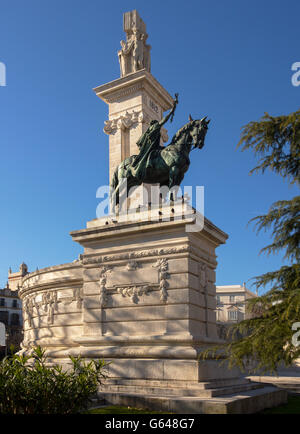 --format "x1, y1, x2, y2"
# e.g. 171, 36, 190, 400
103, 377, 251, 390
277, 383, 300, 389
261, 383, 300, 394
100, 381, 263, 398
98, 386, 287, 414
248, 376, 300, 394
